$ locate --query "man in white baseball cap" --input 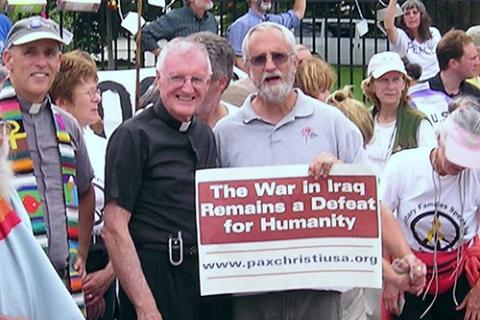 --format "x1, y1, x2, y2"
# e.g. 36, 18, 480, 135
0, 15, 95, 313
5, 15, 69, 48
